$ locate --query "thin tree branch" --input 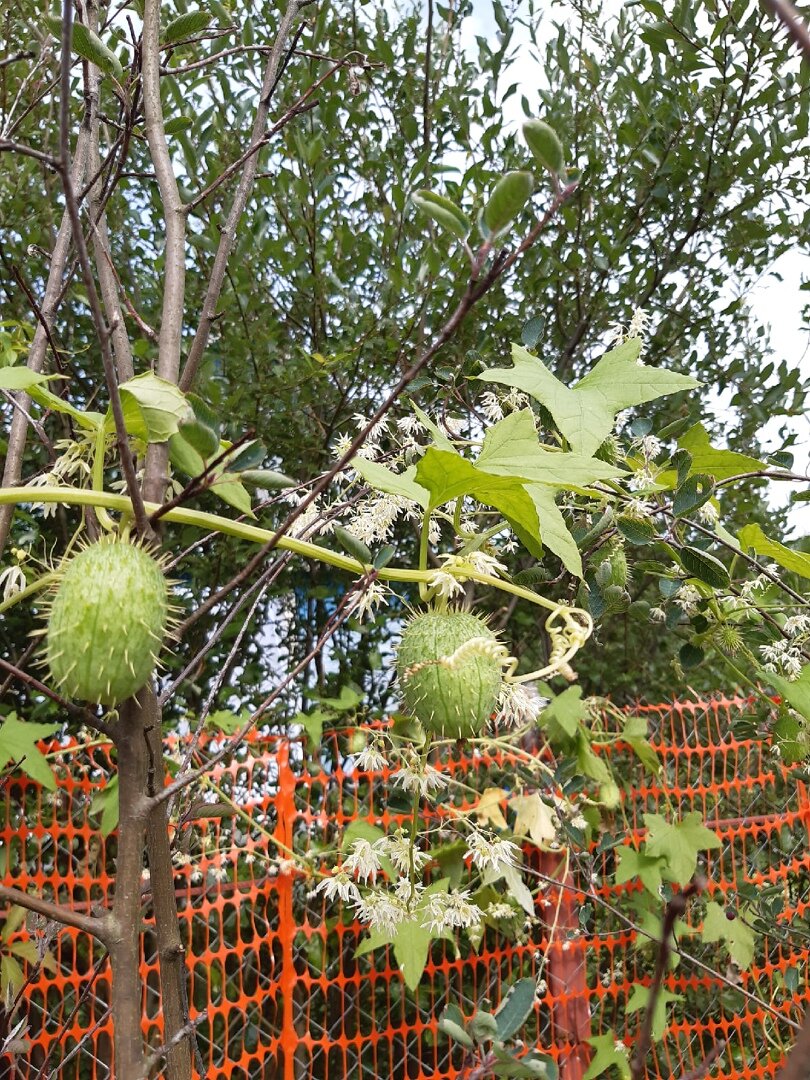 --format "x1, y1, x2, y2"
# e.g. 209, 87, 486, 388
0, 884, 107, 941
177, 0, 306, 391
